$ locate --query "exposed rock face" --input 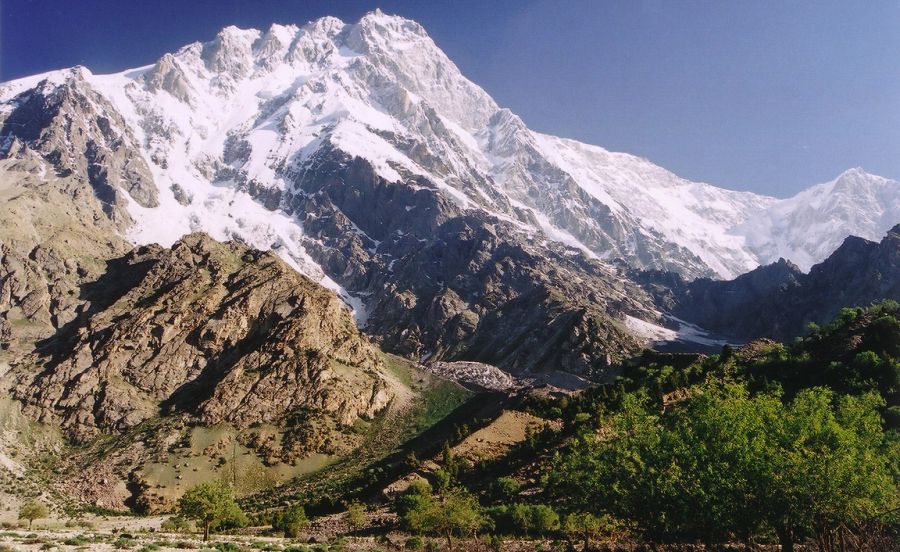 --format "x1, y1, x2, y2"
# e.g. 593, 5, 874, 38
0, 153, 131, 351
640, 225, 900, 341
63, 12, 896, 285
640, 258, 806, 338
0, 68, 159, 352
426, 361, 518, 391
0, 68, 157, 218
288, 151, 649, 376
0, 65, 650, 376
12, 233, 391, 443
